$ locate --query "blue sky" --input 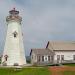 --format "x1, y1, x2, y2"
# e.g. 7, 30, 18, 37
0, 0, 75, 56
